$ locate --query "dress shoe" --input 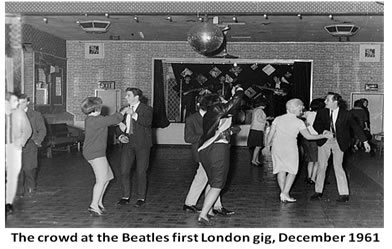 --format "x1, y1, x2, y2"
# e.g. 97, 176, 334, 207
336, 195, 349, 202
183, 204, 201, 213
310, 192, 323, 201
6, 204, 13, 215
117, 198, 130, 205
213, 207, 235, 216
197, 216, 215, 226
135, 199, 145, 208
